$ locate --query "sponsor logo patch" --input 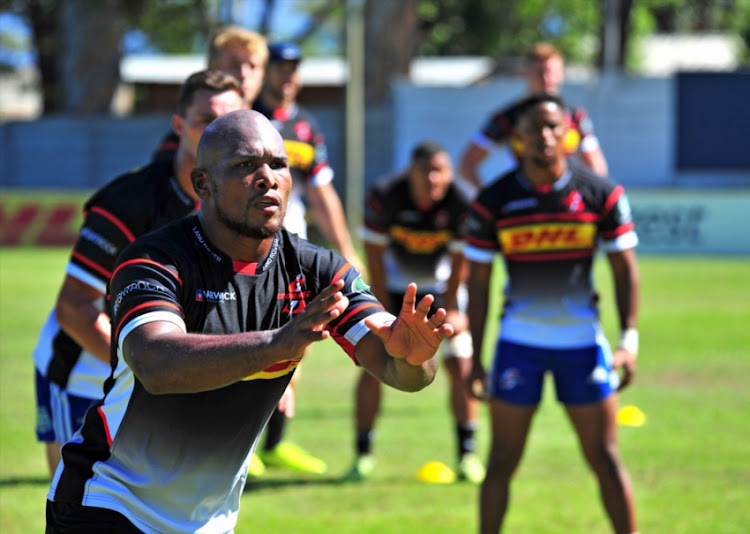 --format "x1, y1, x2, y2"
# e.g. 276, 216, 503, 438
499, 222, 595, 253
